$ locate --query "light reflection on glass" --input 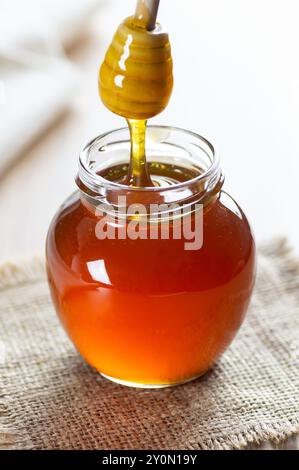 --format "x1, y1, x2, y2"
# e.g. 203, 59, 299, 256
87, 259, 112, 286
